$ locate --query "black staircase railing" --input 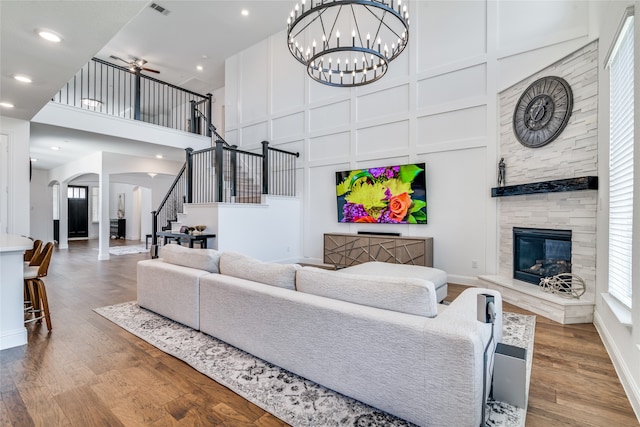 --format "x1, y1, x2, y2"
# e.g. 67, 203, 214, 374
151, 139, 299, 251
52, 58, 212, 136
151, 163, 187, 241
